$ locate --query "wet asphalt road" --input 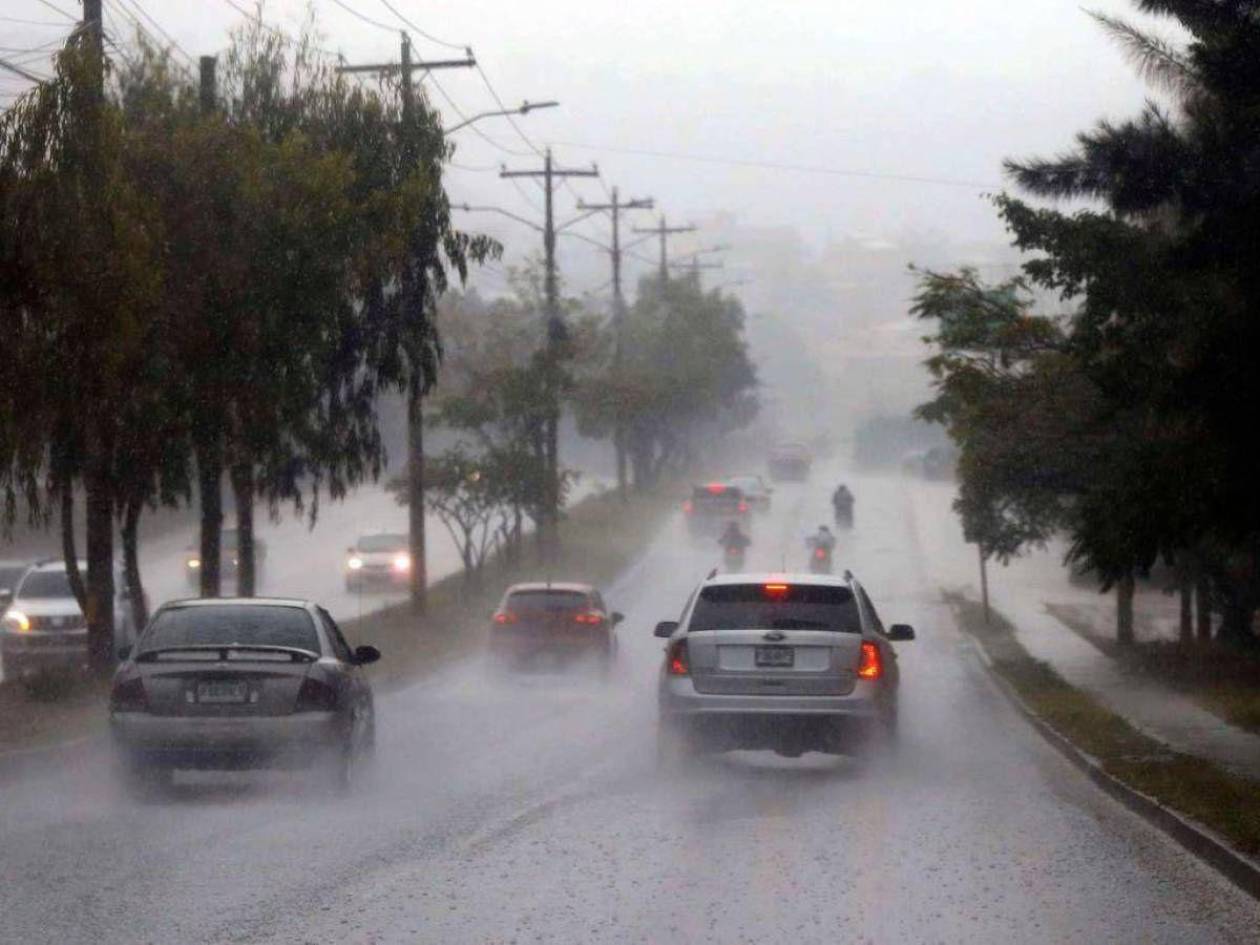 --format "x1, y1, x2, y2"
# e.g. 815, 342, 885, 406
2, 467, 1259, 944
